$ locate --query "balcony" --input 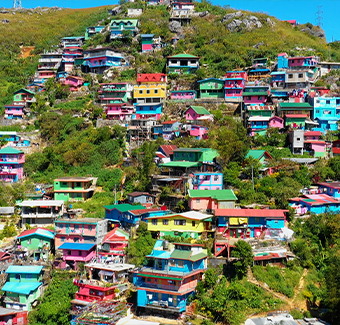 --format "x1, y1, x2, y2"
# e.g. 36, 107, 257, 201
145, 300, 185, 312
